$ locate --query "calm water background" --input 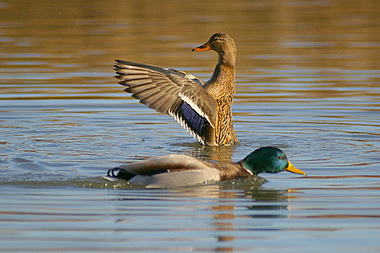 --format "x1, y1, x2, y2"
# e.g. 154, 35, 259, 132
1, 0, 380, 252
